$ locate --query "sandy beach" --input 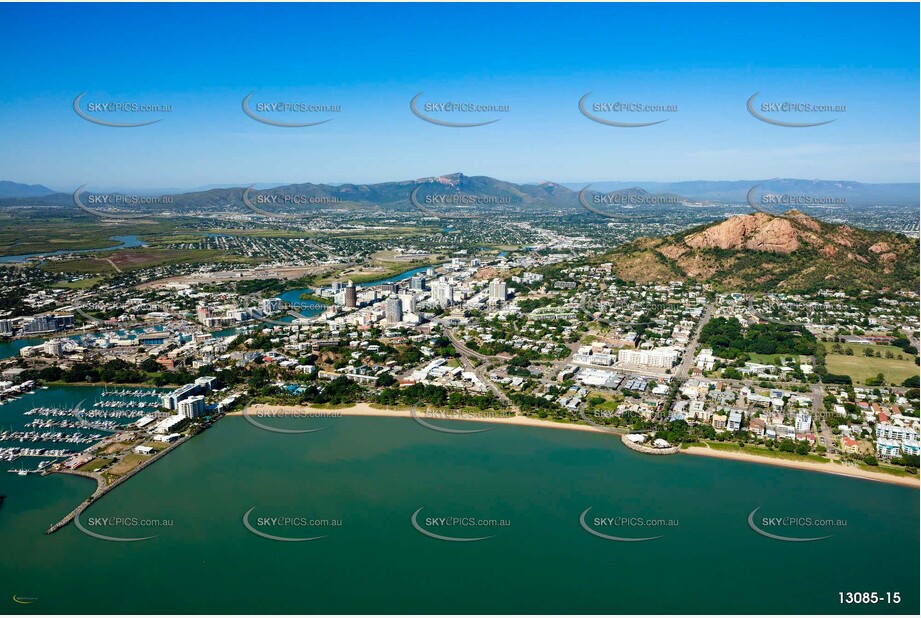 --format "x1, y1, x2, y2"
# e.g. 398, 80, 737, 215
230, 403, 920, 488
230, 402, 614, 434
684, 445, 919, 488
